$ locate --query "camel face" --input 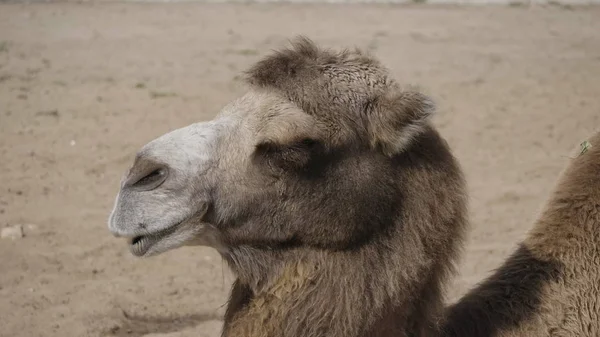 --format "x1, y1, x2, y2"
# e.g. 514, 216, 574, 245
108, 90, 325, 257
108, 38, 441, 260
